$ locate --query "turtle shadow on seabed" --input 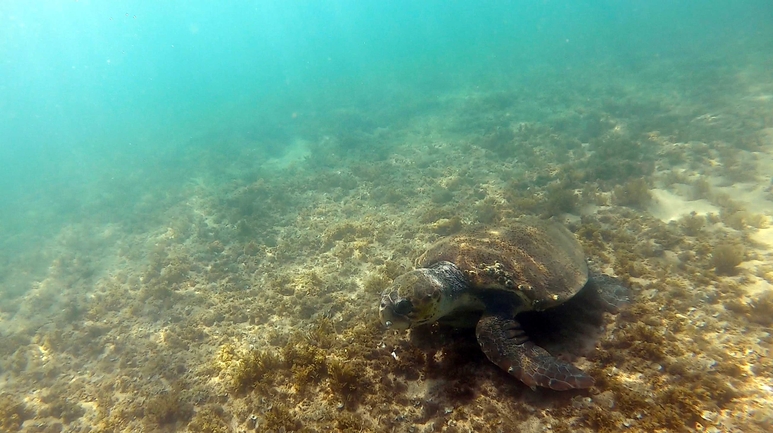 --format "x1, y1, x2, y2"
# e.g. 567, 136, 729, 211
408, 272, 630, 395
518, 271, 630, 357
